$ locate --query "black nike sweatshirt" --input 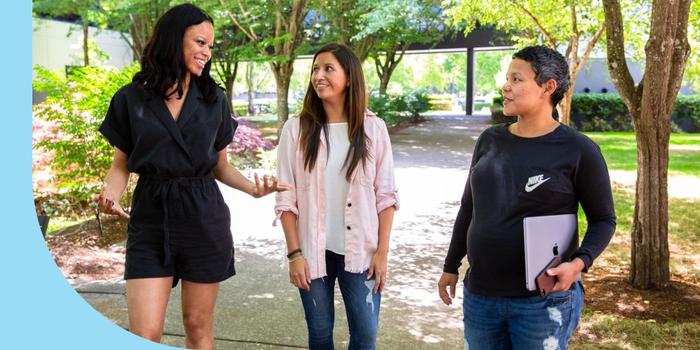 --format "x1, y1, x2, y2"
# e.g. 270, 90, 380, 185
443, 123, 616, 297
